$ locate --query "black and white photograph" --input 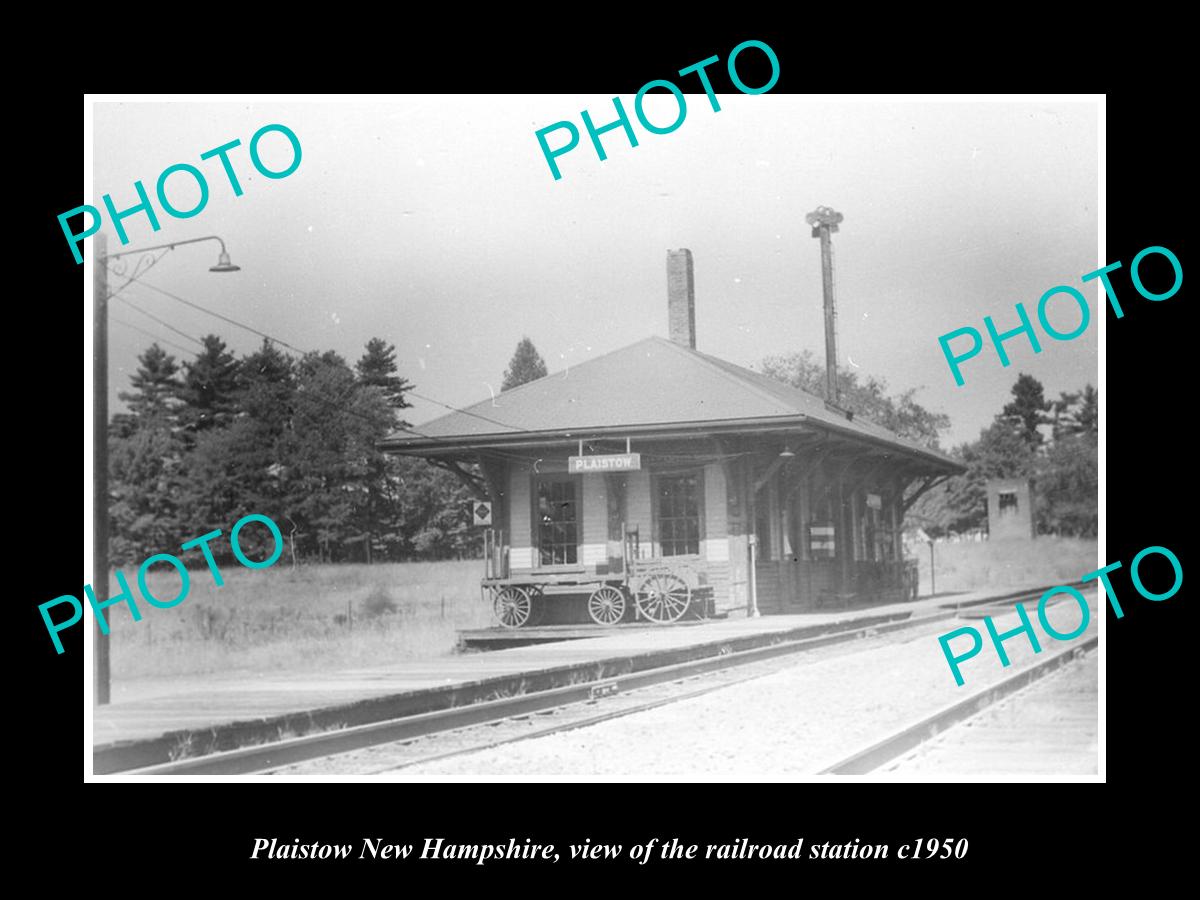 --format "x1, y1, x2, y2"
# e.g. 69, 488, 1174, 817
77, 92, 1103, 784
